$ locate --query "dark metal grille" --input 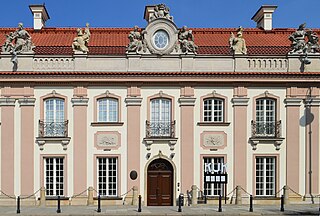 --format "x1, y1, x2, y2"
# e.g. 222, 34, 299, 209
146, 120, 175, 138
251, 120, 281, 138
39, 120, 69, 137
